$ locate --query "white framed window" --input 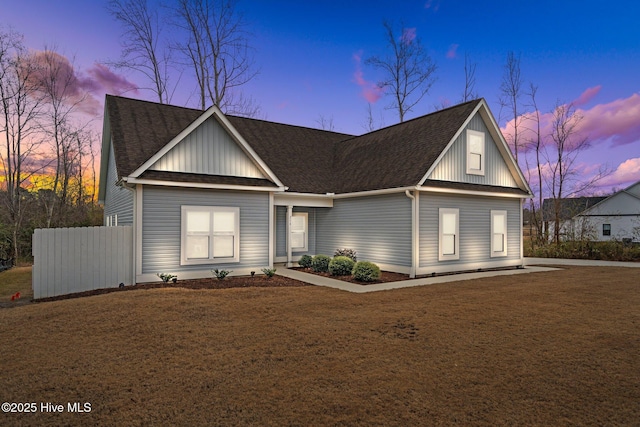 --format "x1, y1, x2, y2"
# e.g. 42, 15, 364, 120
290, 212, 308, 252
439, 208, 459, 261
491, 210, 508, 257
466, 129, 485, 176
106, 214, 118, 226
181, 206, 240, 265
